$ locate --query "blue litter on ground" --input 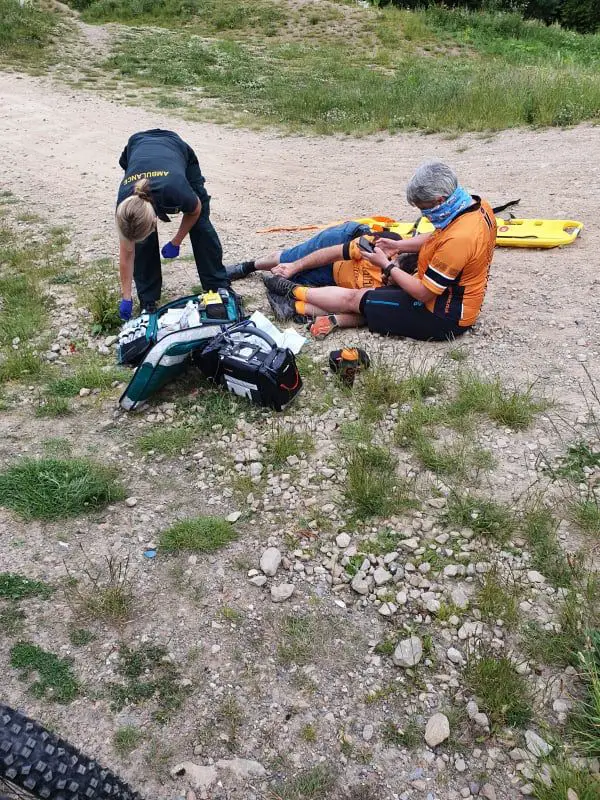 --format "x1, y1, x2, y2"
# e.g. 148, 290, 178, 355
144, 549, 157, 559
